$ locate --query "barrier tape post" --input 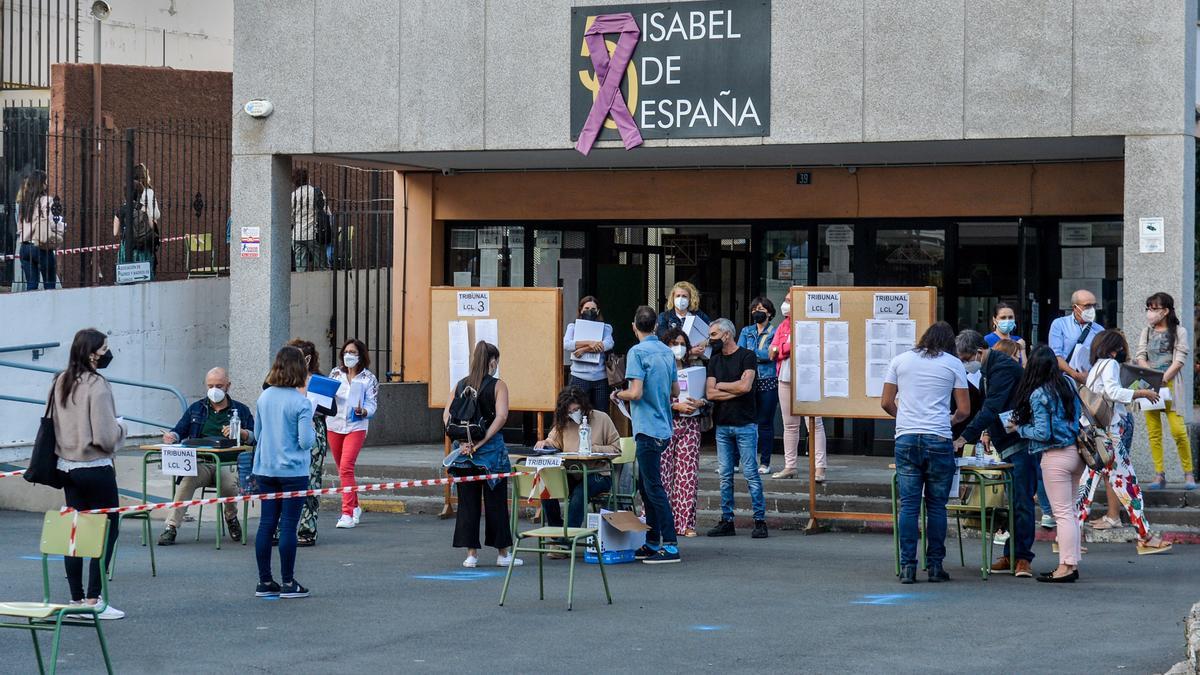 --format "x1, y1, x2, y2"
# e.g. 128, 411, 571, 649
60, 471, 521, 516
